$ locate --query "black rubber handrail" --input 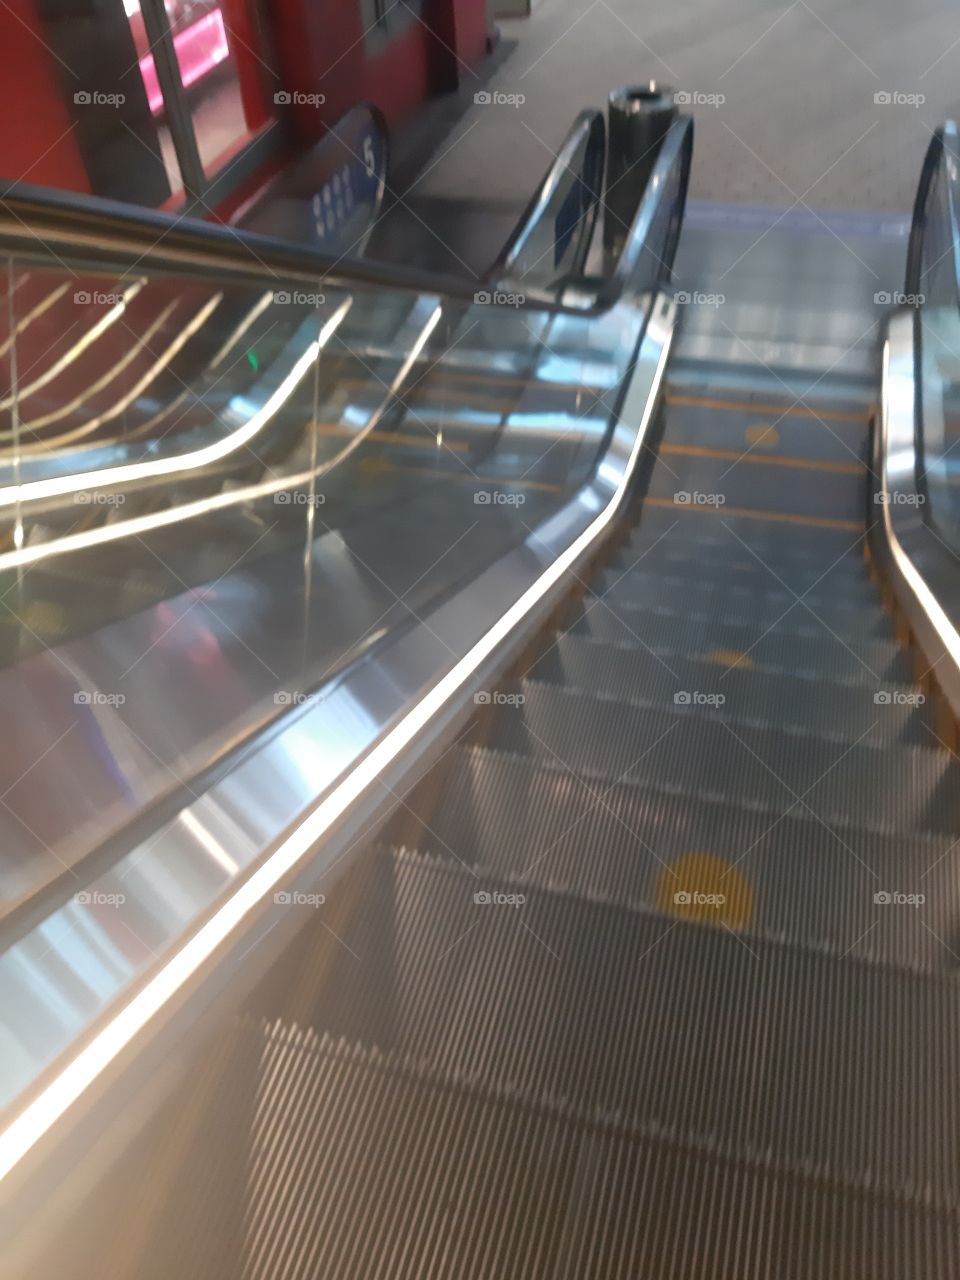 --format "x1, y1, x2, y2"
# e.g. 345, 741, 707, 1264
904, 119, 960, 507
0, 114, 692, 319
